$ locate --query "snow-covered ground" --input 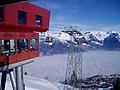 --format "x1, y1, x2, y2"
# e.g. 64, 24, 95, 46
4, 75, 59, 90
24, 51, 120, 82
